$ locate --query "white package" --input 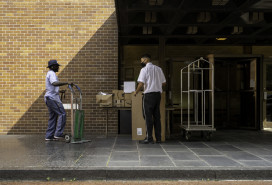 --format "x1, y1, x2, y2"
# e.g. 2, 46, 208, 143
124, 81, 136, 93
